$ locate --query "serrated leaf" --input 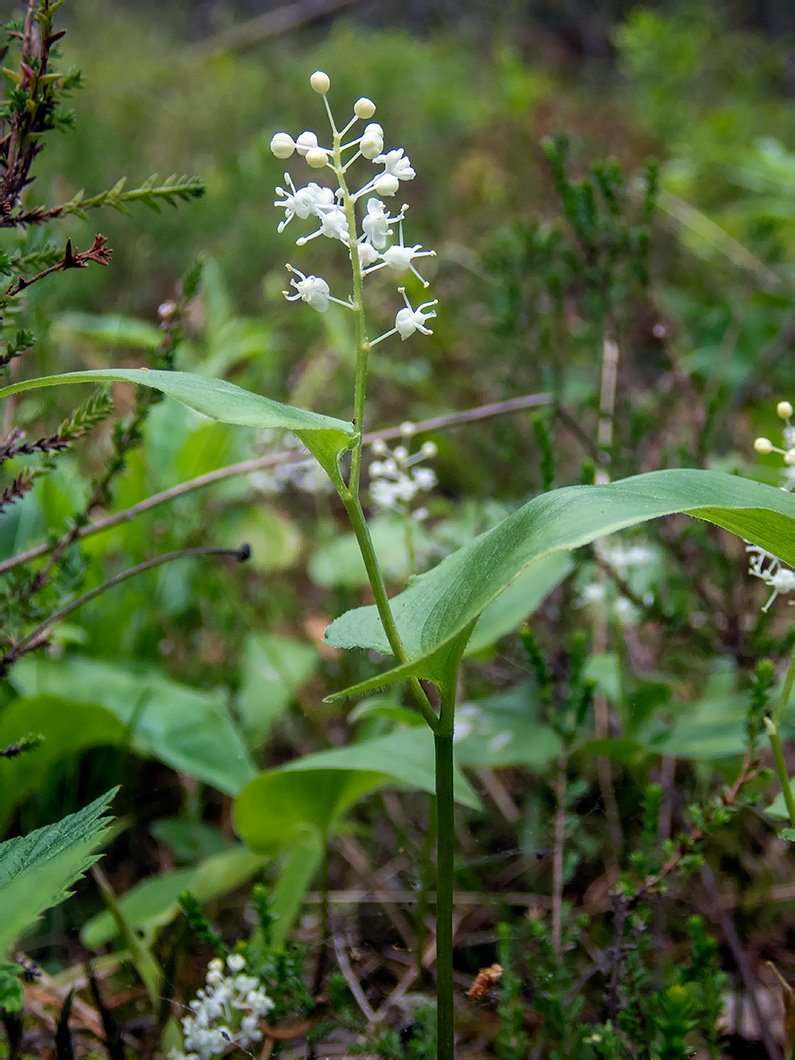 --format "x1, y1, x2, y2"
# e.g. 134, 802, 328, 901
0, 789, 116, 953
325, 470, 795, 692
